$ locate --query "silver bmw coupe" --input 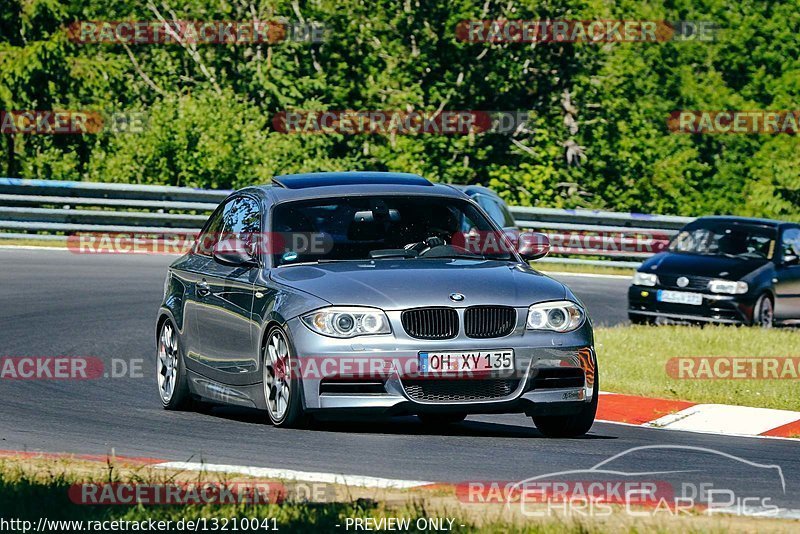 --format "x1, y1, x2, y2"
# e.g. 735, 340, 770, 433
156, 172, 598, 437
